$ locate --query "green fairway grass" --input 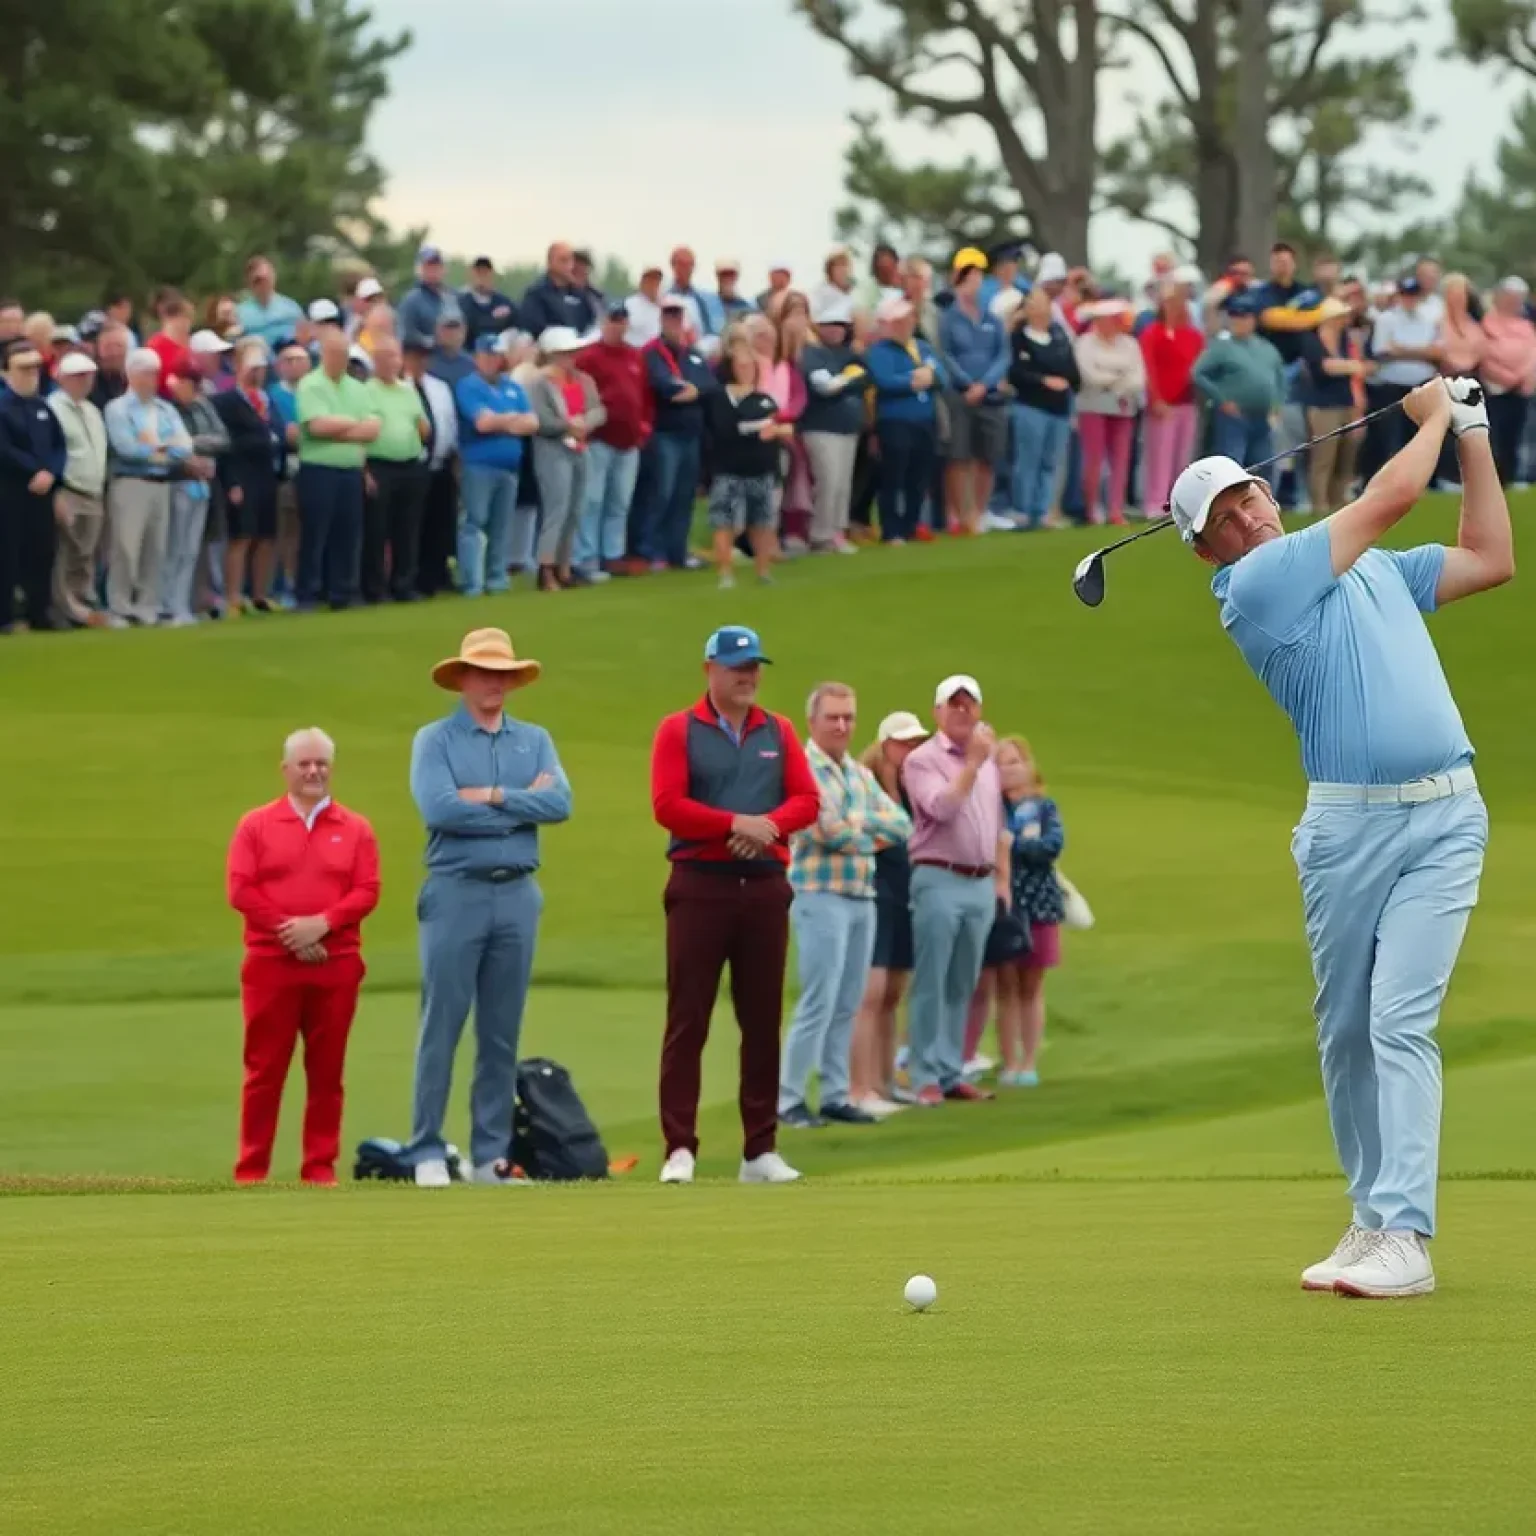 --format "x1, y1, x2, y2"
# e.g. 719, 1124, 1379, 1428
4, 506, 1535, 1531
